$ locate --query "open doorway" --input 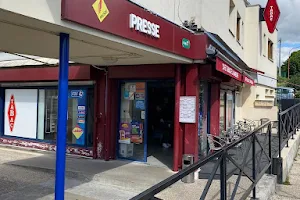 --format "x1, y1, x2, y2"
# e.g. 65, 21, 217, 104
147, 81, 174, 168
